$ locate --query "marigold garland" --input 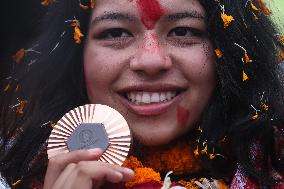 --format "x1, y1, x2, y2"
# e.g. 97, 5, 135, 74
141, 141, 203, 175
